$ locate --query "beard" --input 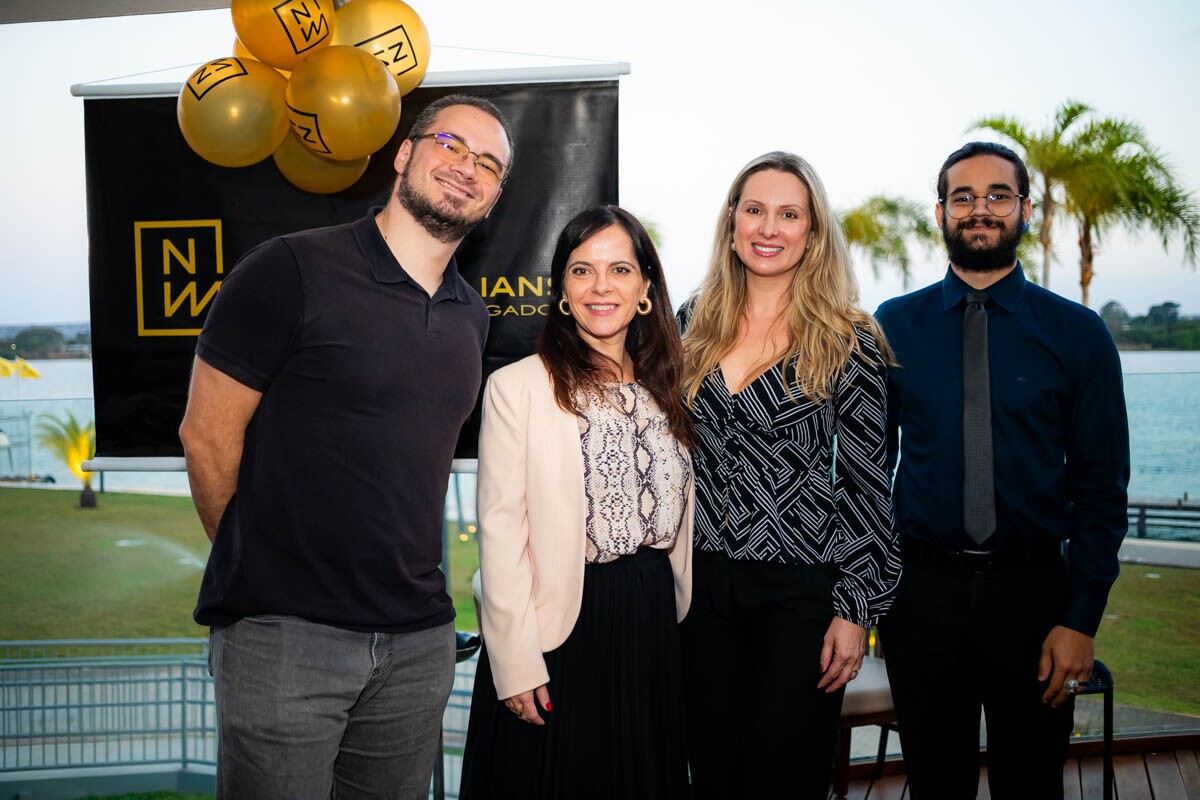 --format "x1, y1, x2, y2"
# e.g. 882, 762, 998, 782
395, 166, 483, 244
942, 215, 1024, 272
